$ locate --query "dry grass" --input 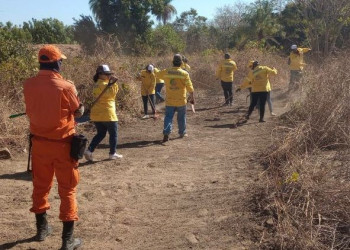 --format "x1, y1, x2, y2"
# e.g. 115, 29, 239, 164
252, 53, 350, 249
